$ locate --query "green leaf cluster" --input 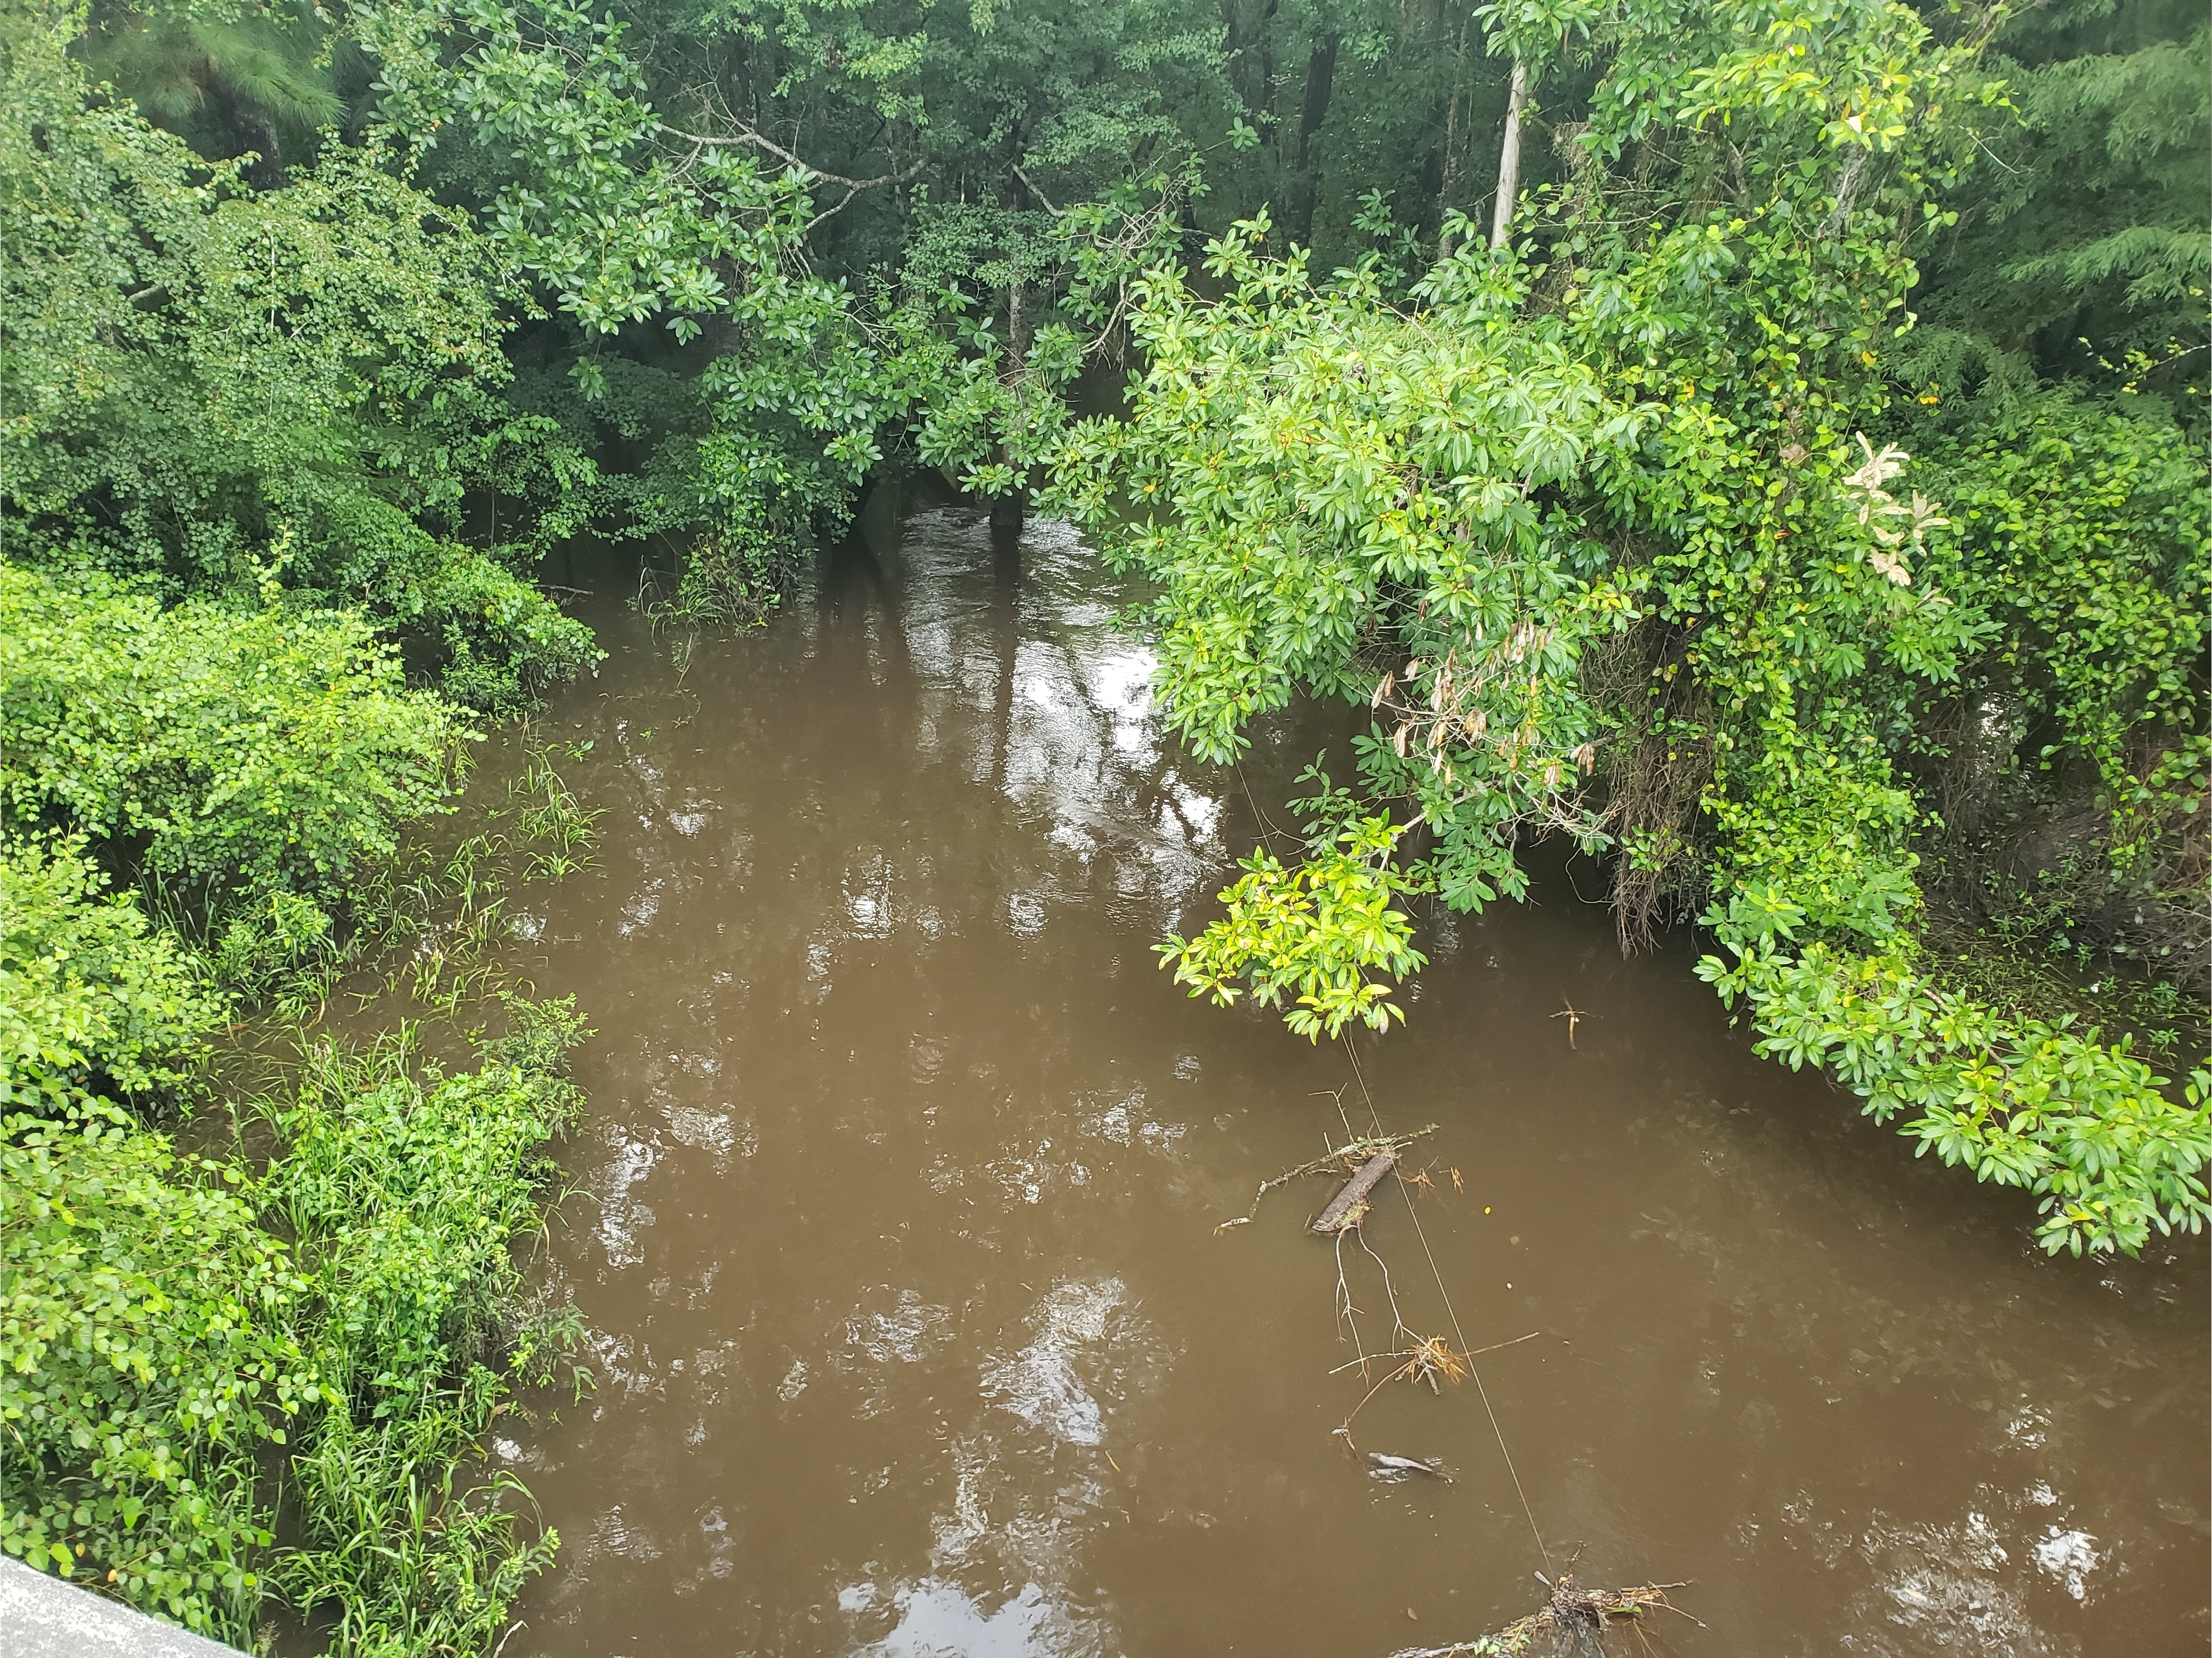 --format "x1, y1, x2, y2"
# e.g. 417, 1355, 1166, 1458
1050, 0, 2208, 1253
1699, 940, 2210, 1255
0, 999, 590, 1646
1, 1080, 315, 1634
1, 566, 462, 947
0, 841, 229, 1098
1164, 794, 1430, 1038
